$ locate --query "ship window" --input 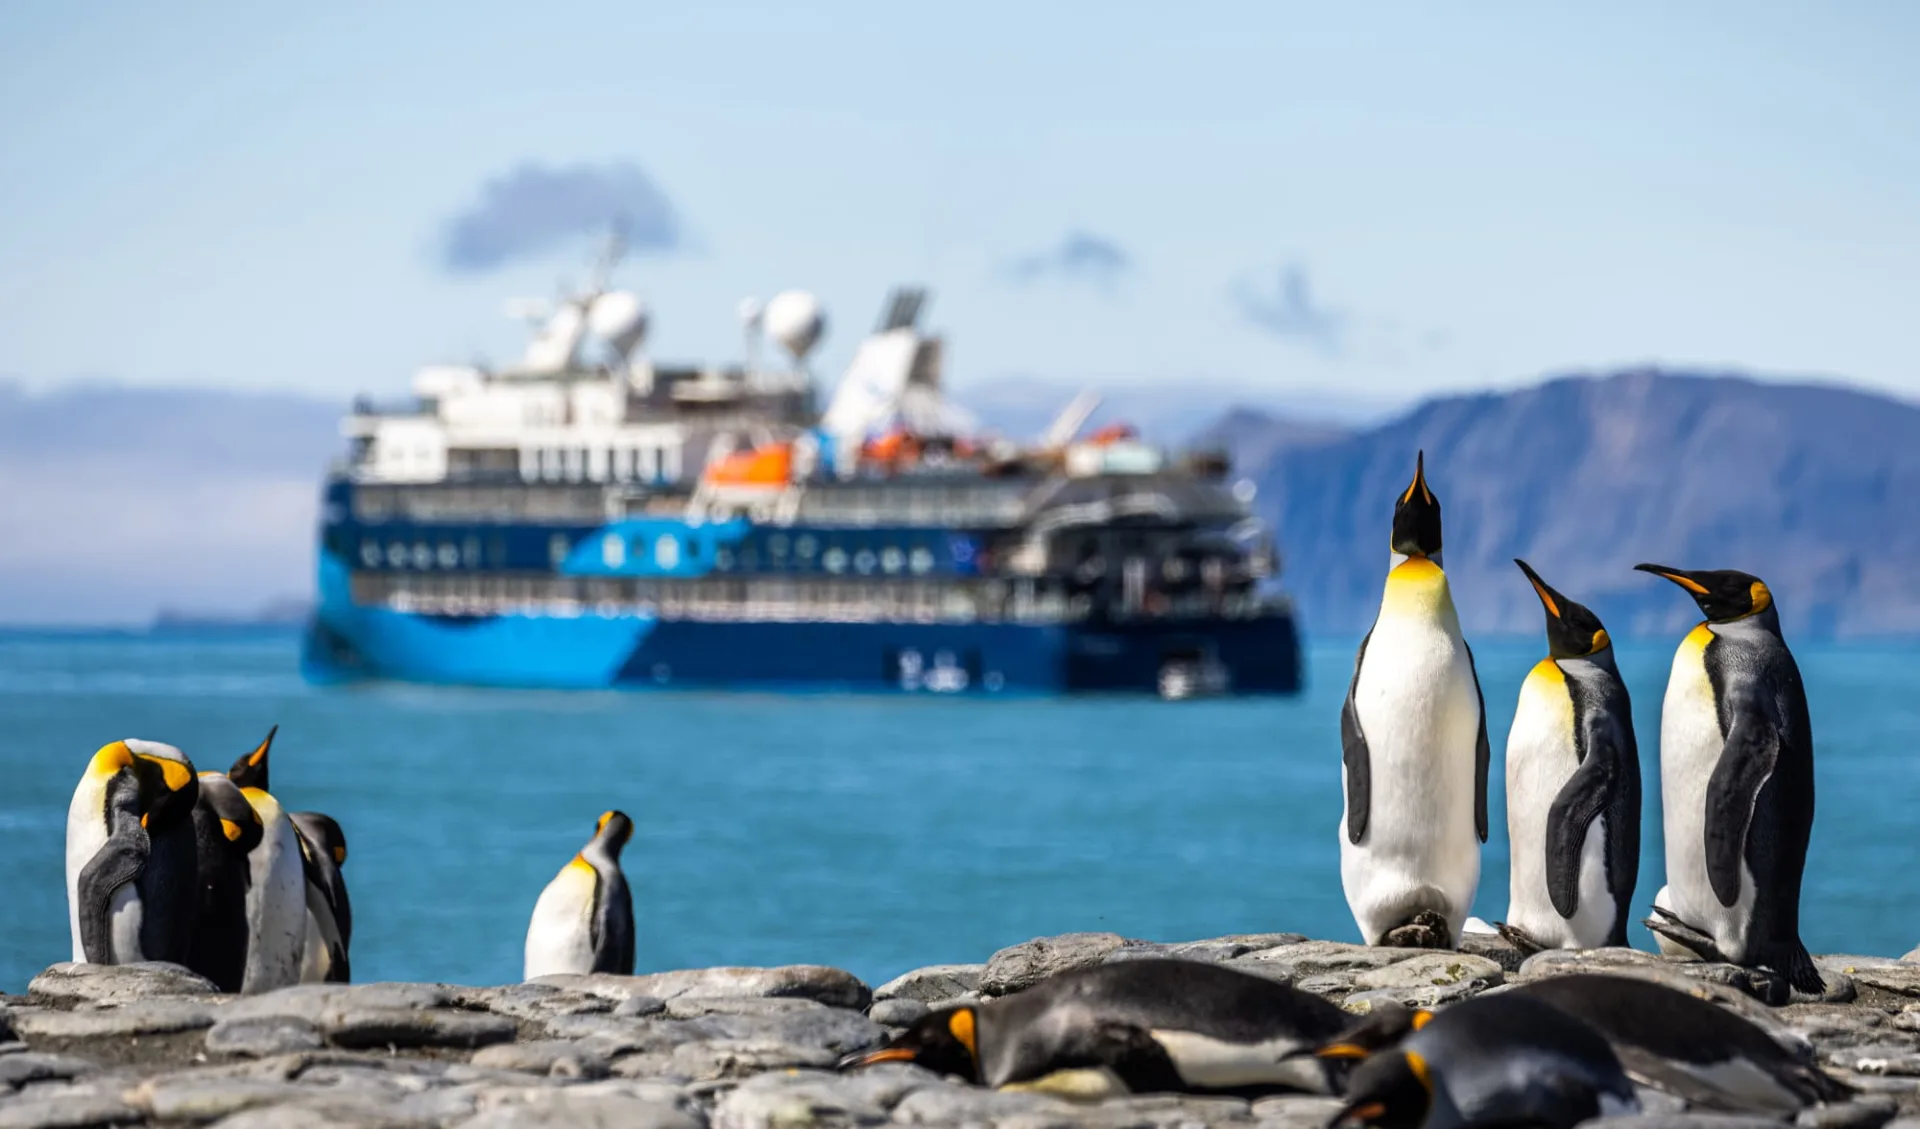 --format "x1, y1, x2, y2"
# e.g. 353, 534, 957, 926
612, 448, 632, 480
795, 535, 818, 562
741, 544, 760, 570
823, 545, 848, 574
463, 536, 481, 566
387, 542, 407, 568
769, 533, 790, 558
488, 535, 506, 566
629, 534, 649, 562
656, 534, 681, 570
437, 543, 459, 569
412, 542, 432, 569
715, 548, 735, 572
602, 534, 627, 568
360, 541, 381, 568
910, 546, 935, 575
549, 534, 572, 566
853, 549, 877, 575
881, 547, 904, 574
